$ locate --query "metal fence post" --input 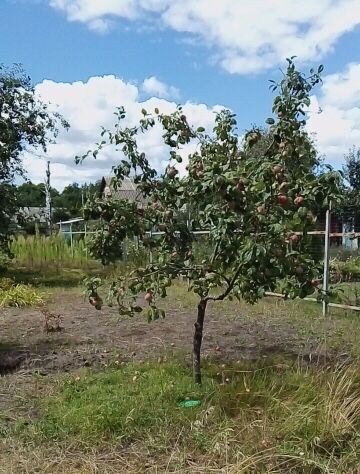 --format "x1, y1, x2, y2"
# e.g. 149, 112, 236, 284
322, 205, 331, 317
70, 223, 74, 257
84, 222, 88, 260
149, 227, 153, 264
